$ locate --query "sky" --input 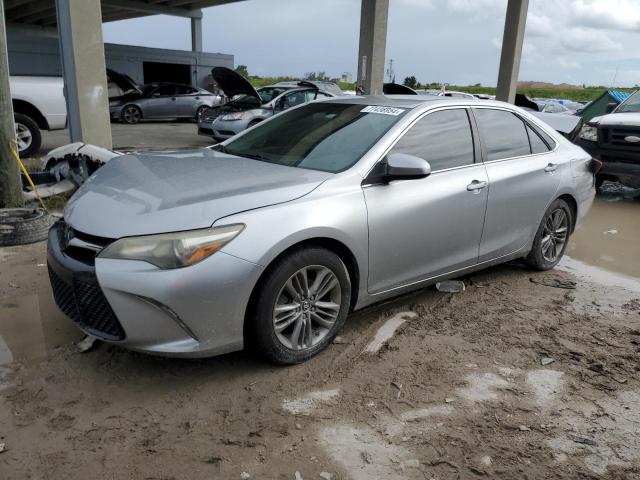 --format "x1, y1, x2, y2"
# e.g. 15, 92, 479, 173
102, 0, 640, 87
